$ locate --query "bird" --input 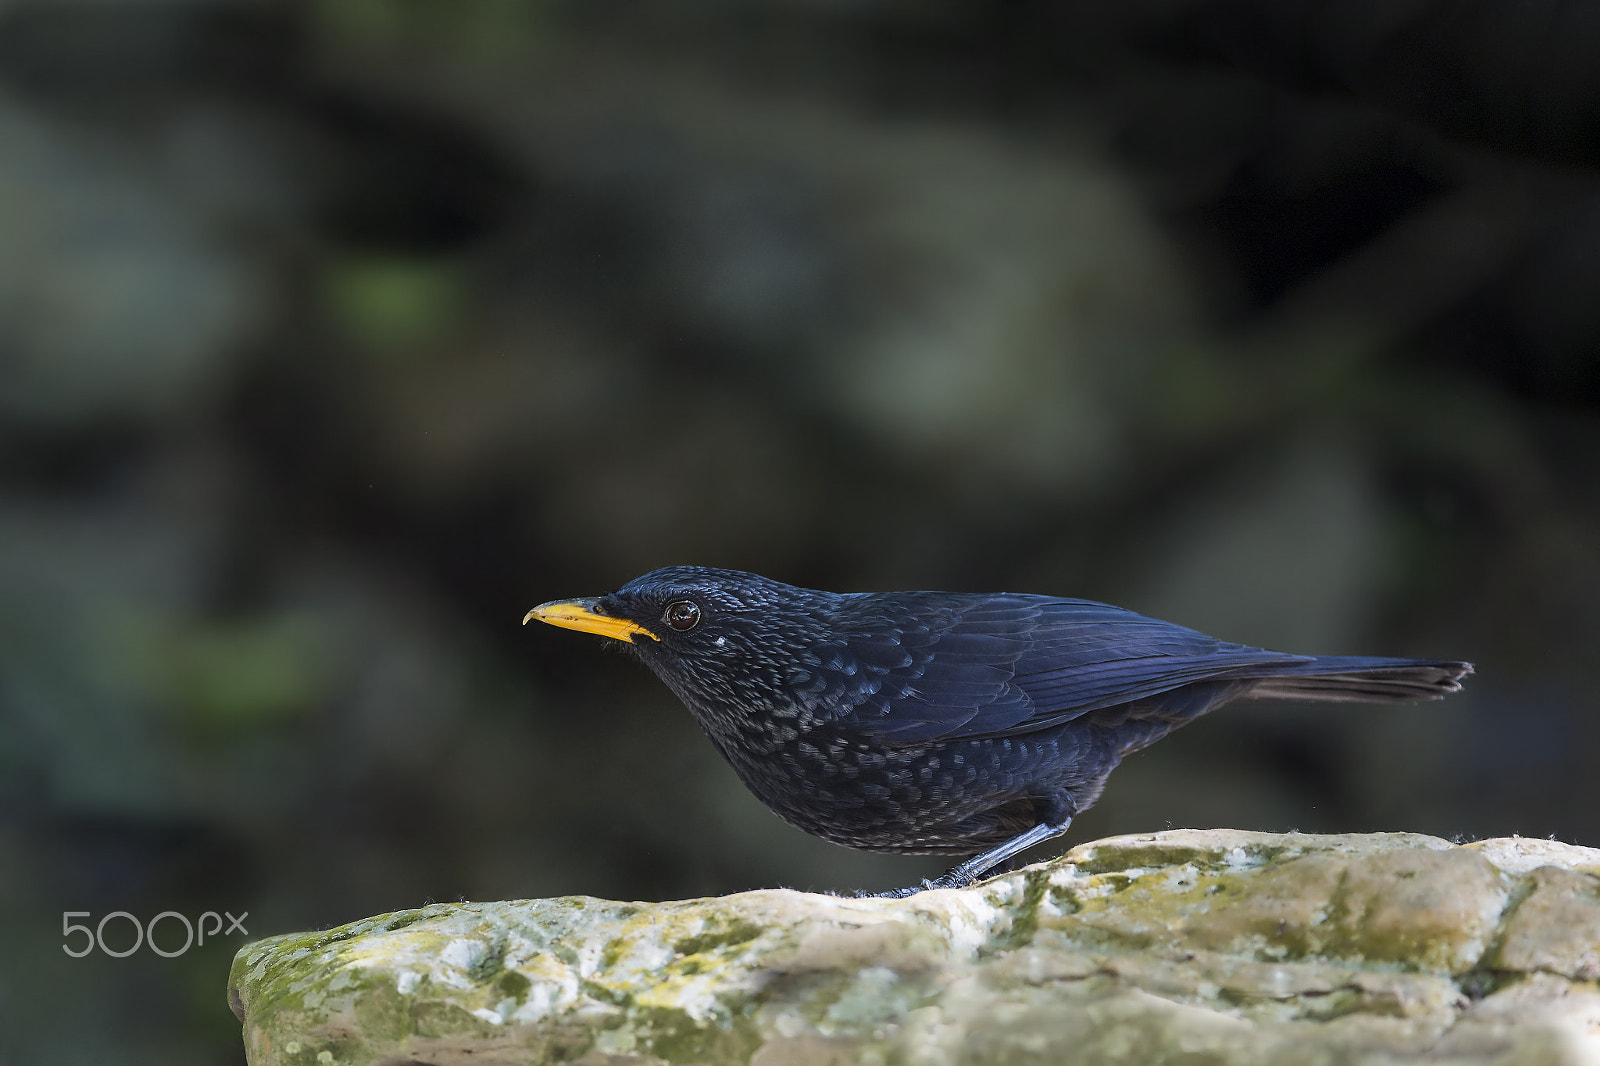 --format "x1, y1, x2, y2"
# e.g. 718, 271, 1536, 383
524, 566, 1471, 896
